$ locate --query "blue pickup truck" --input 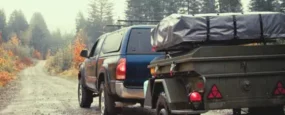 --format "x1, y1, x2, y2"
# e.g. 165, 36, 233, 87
77, 25, 162, 115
